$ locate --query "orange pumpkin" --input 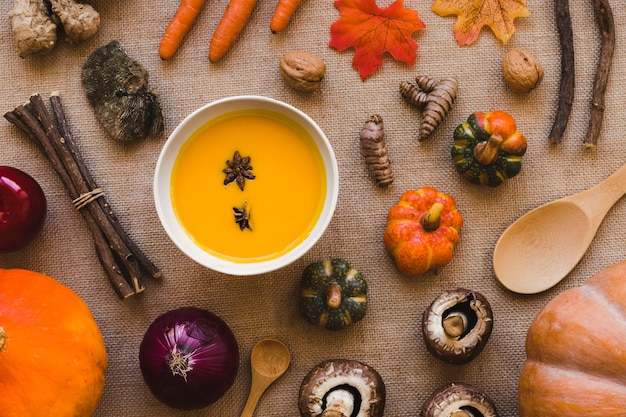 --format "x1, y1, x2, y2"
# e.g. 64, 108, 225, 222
519, 260, 626, 416
0, 269, 108, 417
451, 110, 527, 187
383, 186, 463, 277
